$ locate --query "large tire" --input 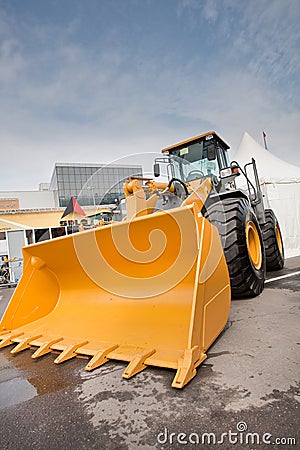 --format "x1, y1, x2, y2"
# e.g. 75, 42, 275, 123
204, 197, 266, 298
262, 209, 284, 271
